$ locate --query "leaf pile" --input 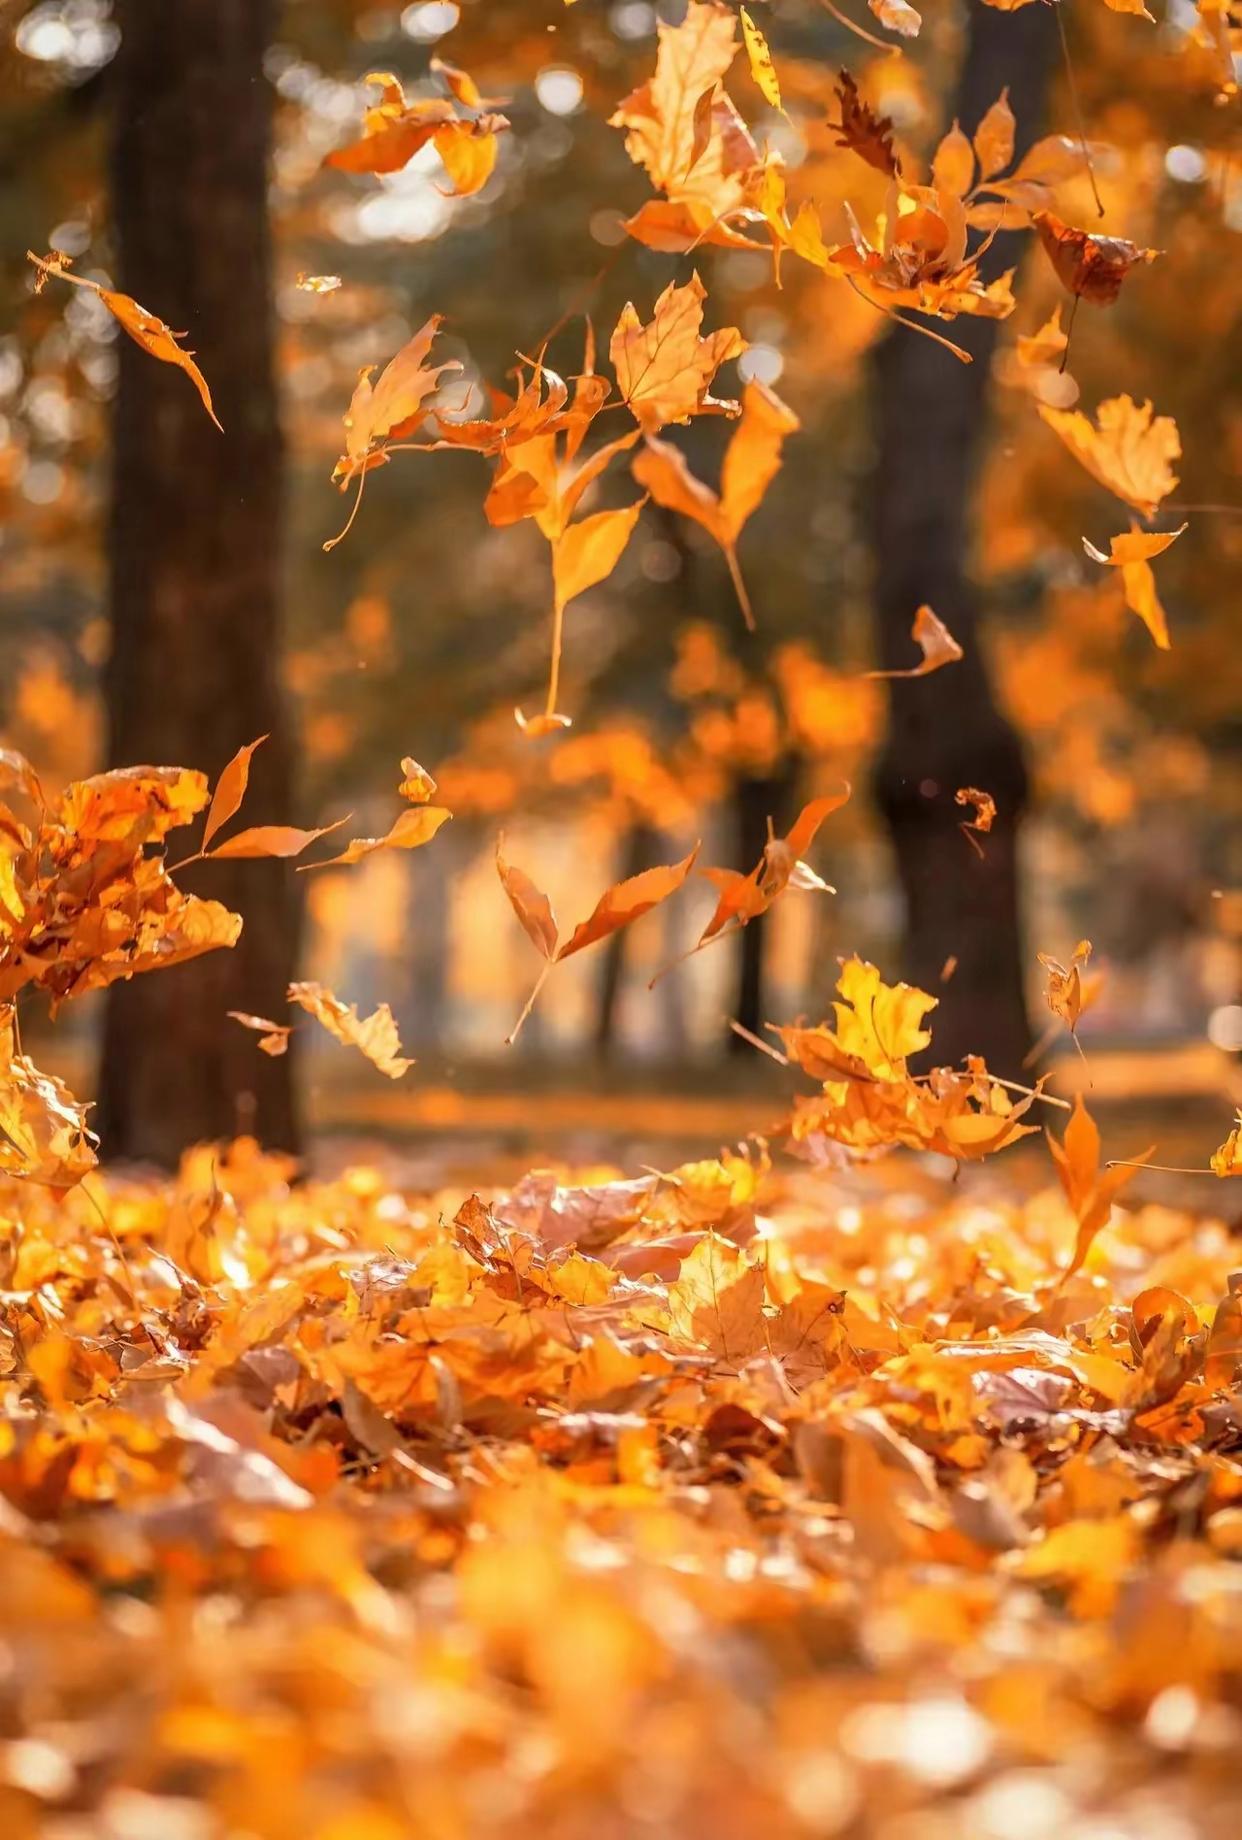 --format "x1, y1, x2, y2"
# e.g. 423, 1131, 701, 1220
2, 1137, 1242, 1834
